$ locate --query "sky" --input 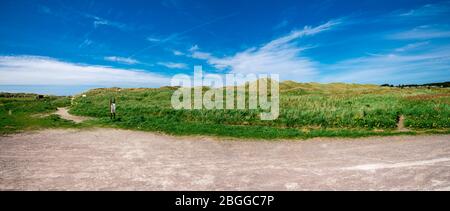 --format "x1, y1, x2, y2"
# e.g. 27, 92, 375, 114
0, 0, 449, 95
